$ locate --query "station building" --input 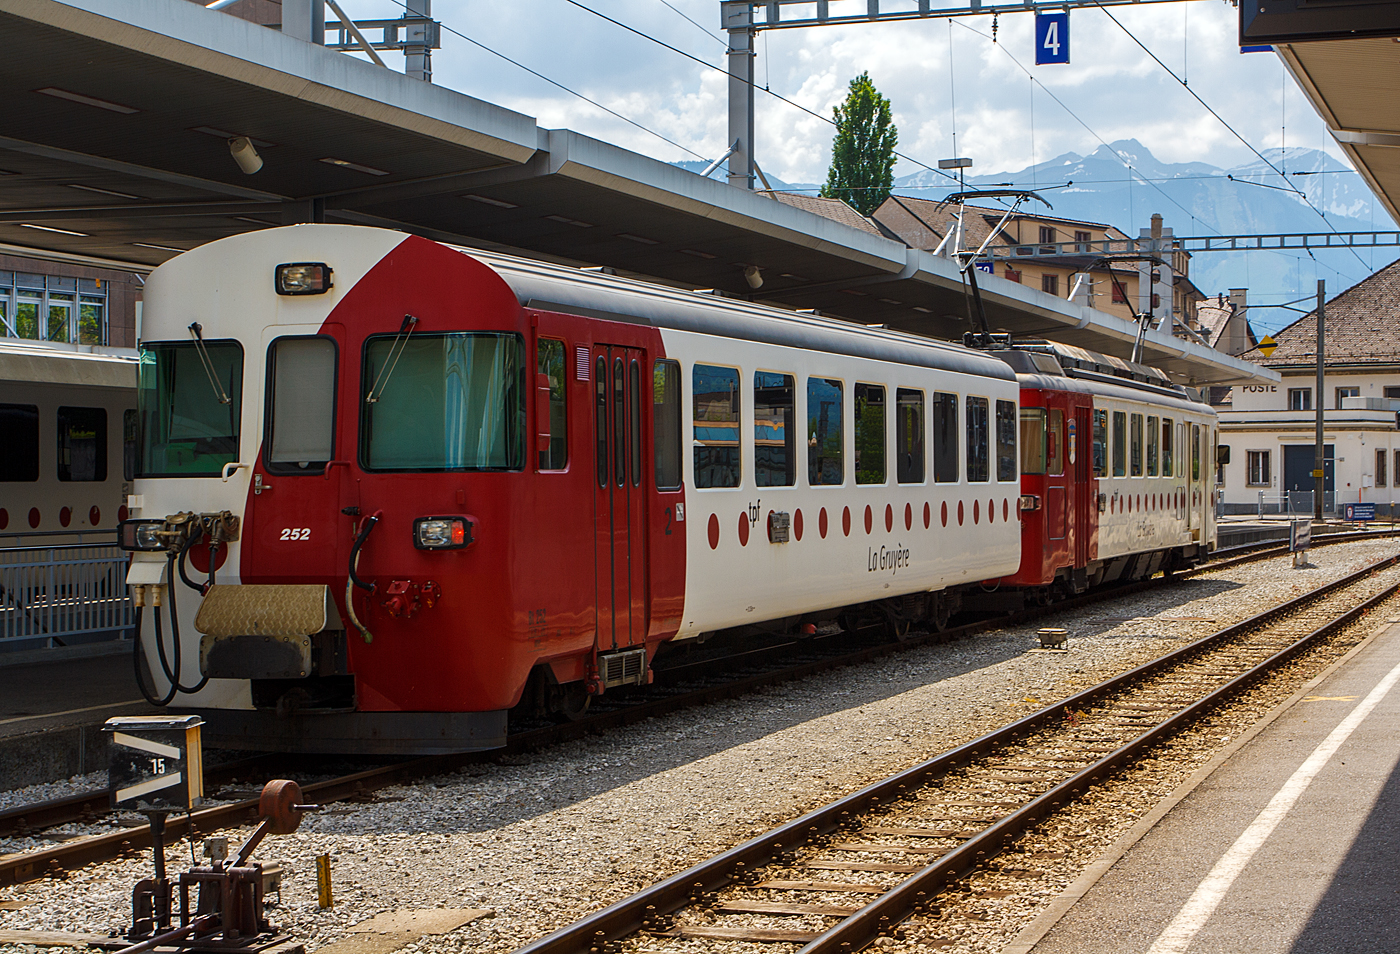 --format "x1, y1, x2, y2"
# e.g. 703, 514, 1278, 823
1217, 258, 1400, 516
